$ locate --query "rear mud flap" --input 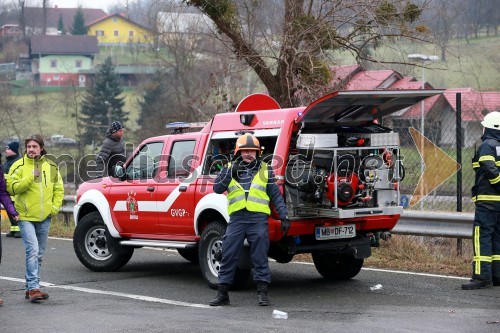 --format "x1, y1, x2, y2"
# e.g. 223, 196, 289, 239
352, 241, 371, 259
